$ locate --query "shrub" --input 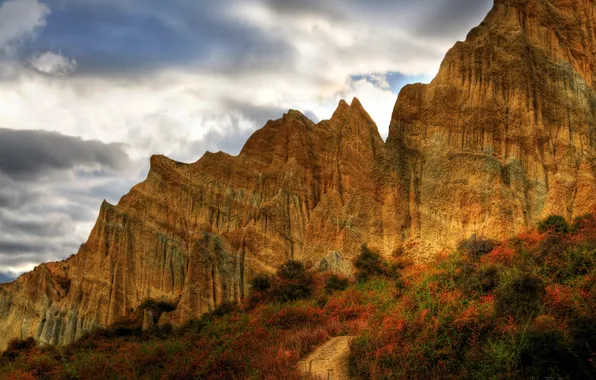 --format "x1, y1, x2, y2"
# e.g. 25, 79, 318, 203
479, 265, 500, 293
2, 337, 36, 359
537, 234, 570, 259
482, 246, 516, 266
249, 274, 272, 293
273, 260, 314, 302
455, 260, 482, 295
571, 213, 596, 234
278, 261, 307, 281
538, 215, 568, 234
567, 314, 596, 375
275, 281, 314, 302
355, 244, 385, 281
325, 274, 349, 293
495, 273, 545, 320
211, 302, 237, 318
457, 236, 498, 260
266, 306, 323, 329
519, 317, 575, 379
